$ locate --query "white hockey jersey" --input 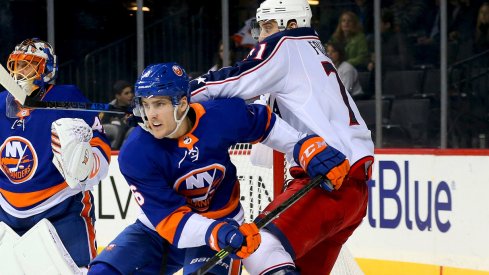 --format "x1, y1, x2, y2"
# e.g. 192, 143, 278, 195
190, 27, 374, 173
